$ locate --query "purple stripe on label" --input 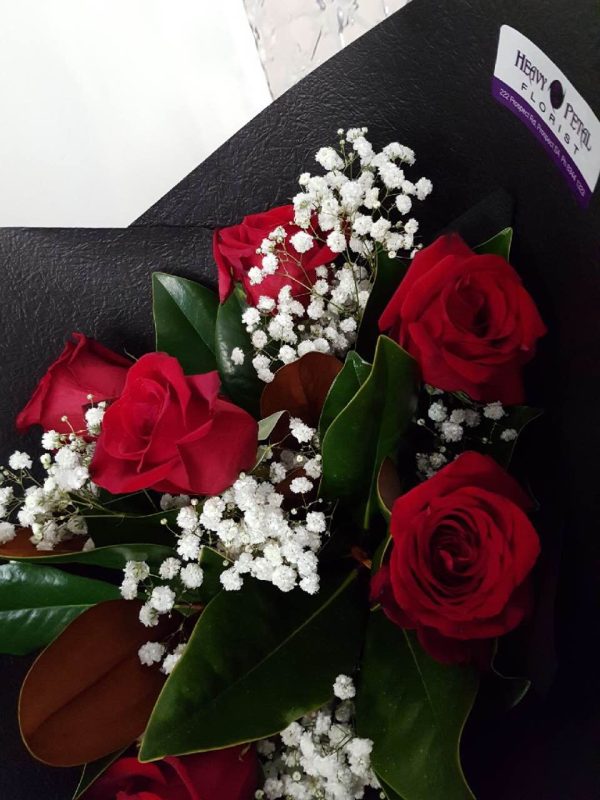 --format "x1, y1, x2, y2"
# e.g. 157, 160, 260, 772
492, 76, 590, 207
